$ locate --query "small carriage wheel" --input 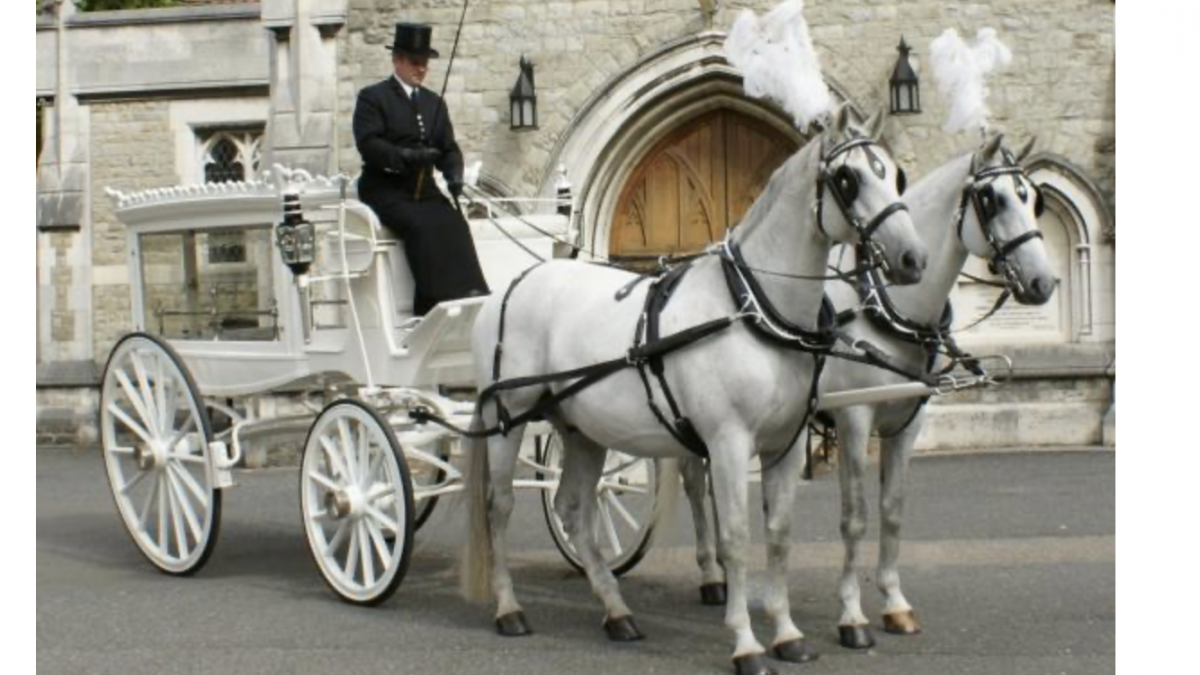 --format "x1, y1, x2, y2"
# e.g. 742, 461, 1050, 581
410, 438, 450, 532
300, 399, 415, 605
537, 432, 659, 577
100, 332, 223, 576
